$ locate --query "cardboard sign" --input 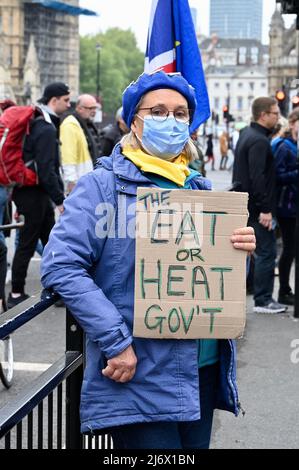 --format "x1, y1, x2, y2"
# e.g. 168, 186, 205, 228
133, 188, 248, 339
